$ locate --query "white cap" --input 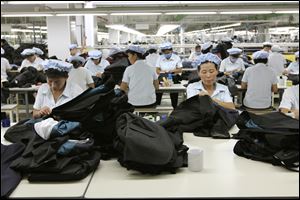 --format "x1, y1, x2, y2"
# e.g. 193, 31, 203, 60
108, 47, 122, 57
88, 50, 102, 59
221, 37, 233, 42
42, 59, 73, 72
227, 48, 242, 55
21, 49, 36, 56
126, 45, 145, 54
32, 47, 44, 55
1, 48, 4, 55
68, 56, 86, 64
253, 50, 269, 59
201, 41, 213, 51
295, 51, 299, 58
160, 42, 173, 50
263, 42, 272, 47
194, 53, 222, 67
69, 44, 78, 50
